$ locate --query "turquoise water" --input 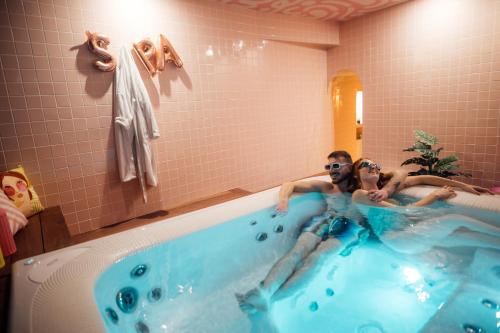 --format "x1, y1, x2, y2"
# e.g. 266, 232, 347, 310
94, 193, 500, 333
